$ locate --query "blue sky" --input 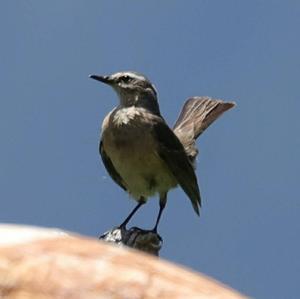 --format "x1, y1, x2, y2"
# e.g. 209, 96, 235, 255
1, 1, 299, 298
